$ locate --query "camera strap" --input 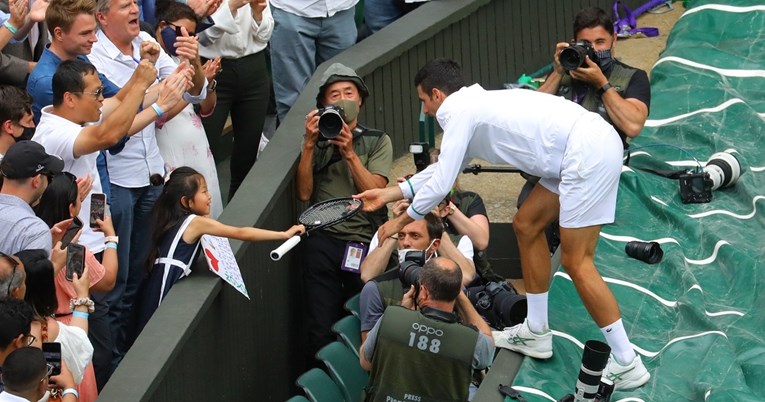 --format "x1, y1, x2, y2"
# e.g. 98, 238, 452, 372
420, 307, 458, 323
